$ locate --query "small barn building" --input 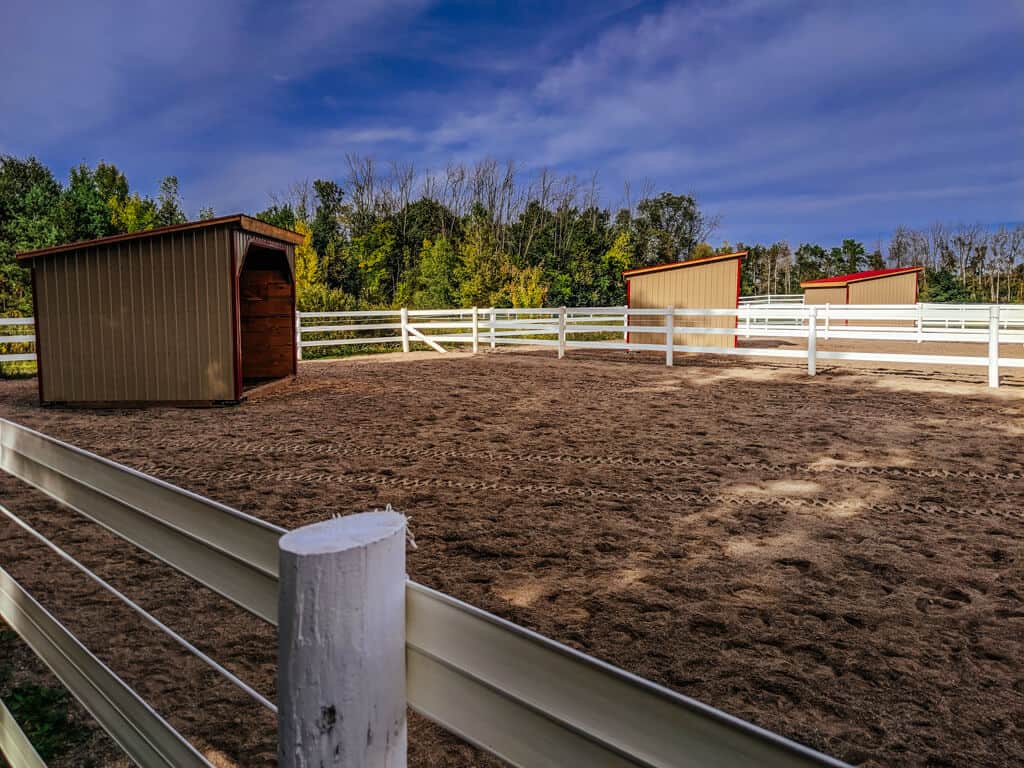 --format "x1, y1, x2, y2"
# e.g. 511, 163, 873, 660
801, 266, 923, 305
624, 250, 746, 349
18, 215, 305, 406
